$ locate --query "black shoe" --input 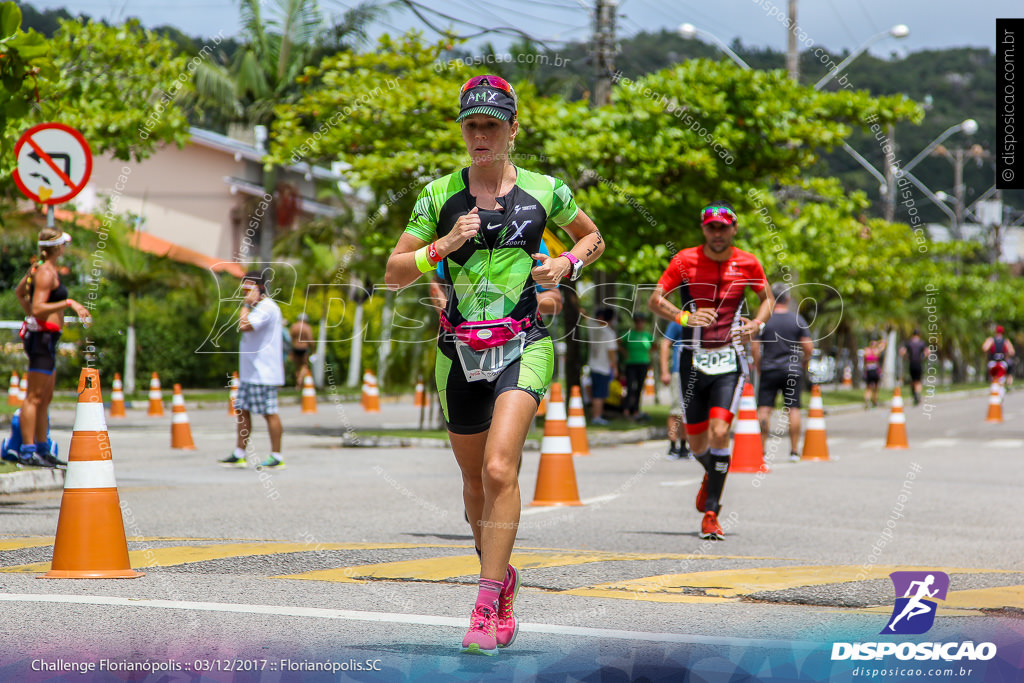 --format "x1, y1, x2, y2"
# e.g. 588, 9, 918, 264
789, 452, 801, 463
218, 454, 248, 468
19, 453, 55, 468
37, 451, 67, 469
665, 447, 684, 460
